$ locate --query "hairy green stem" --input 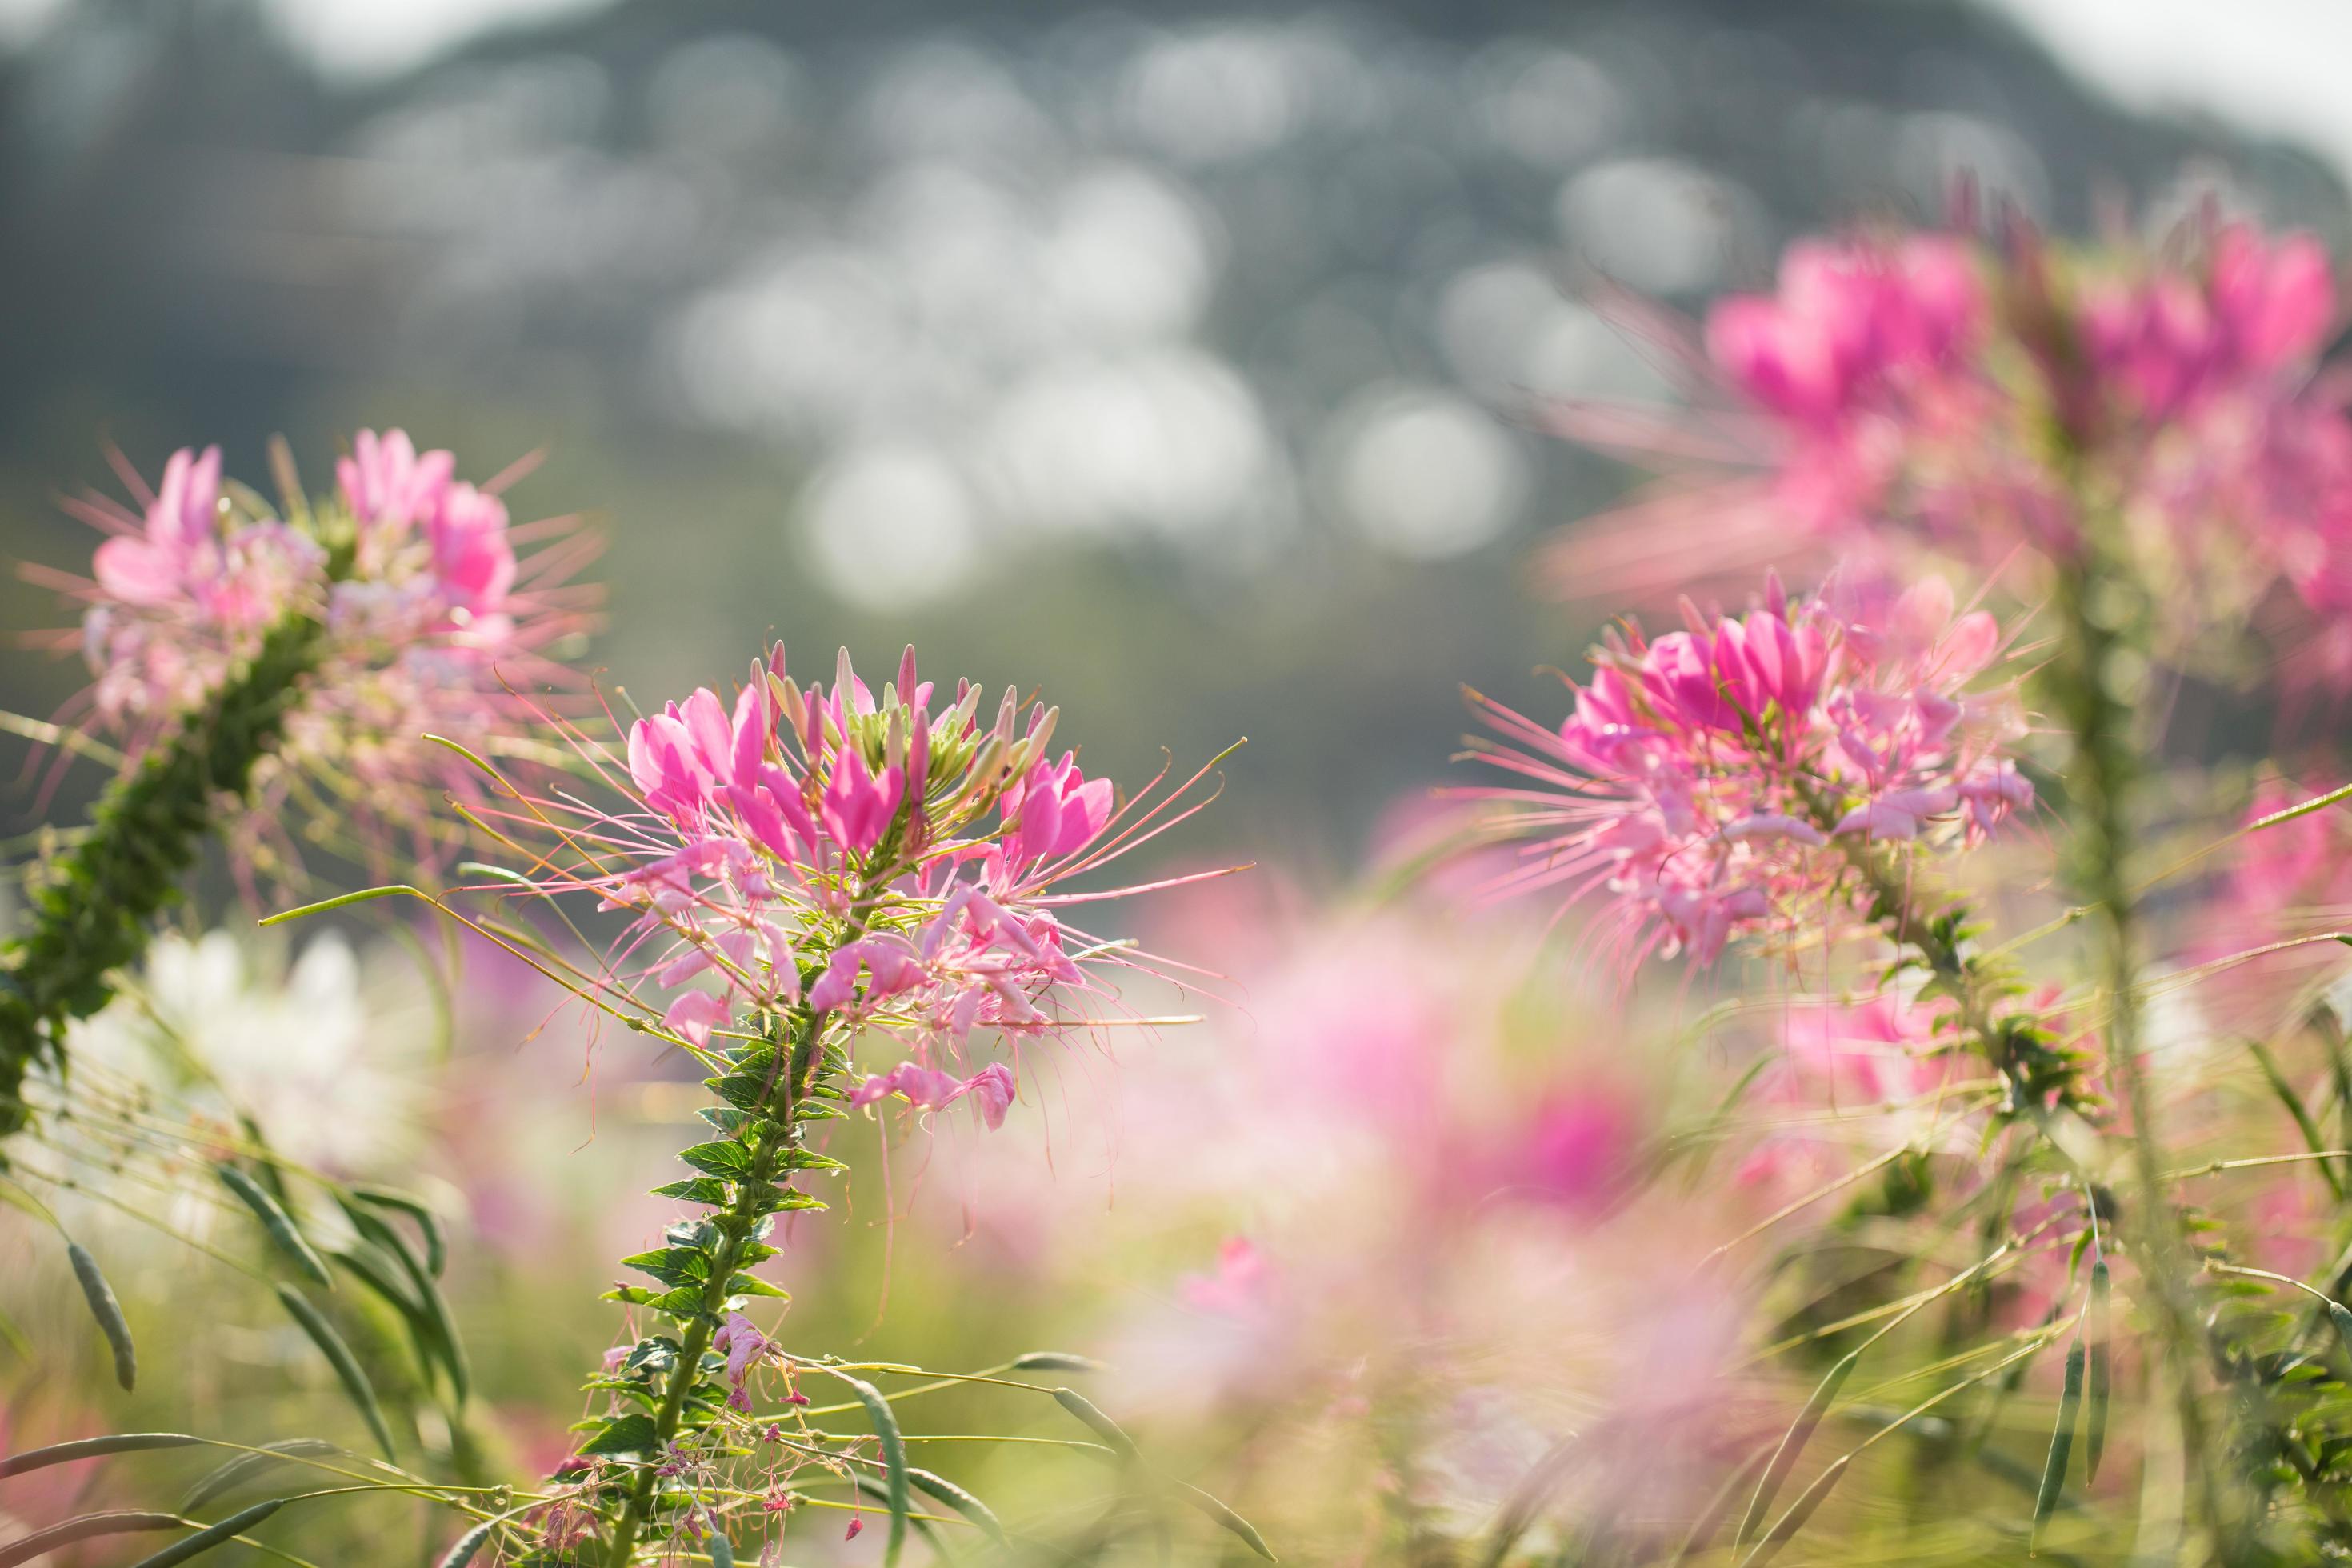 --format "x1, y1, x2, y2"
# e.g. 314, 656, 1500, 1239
0, 613, 326, 1140
601, 1018, 820, 1566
